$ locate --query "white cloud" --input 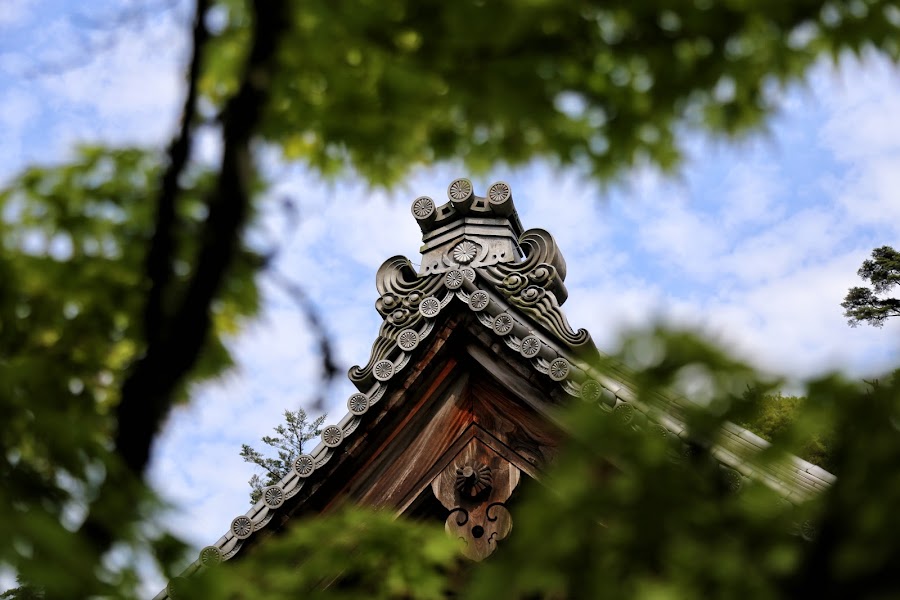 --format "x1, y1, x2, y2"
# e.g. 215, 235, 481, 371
0, 87, 39, 182
0, 51, 28, 78
816, 52, 900, 236
718, 161, 786, 231
699, 250, 899, 377
512, 166, 612, 257
630, 195, 728, 282
563, 279, 665, 350
718, 206, 847, 286
834, 158, 900, 233
31, 13, 186, 155
817, 53, 900, 162
0, 87, 38, 129
0, 0, 31, 28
